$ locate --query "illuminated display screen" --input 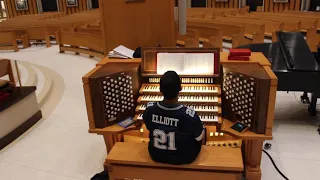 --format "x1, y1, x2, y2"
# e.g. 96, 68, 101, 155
156, 53, 215, 75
